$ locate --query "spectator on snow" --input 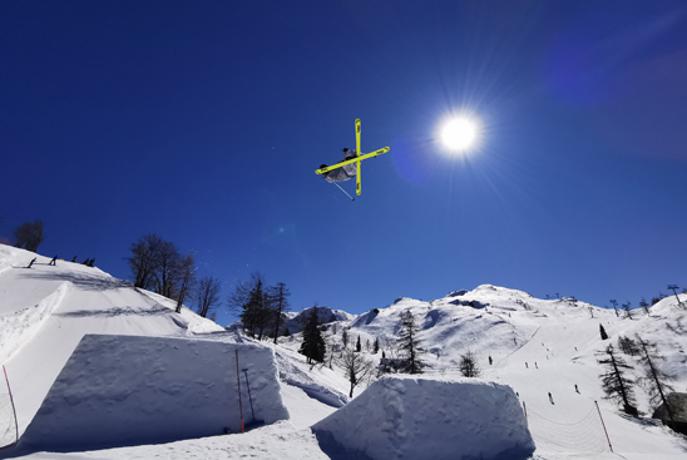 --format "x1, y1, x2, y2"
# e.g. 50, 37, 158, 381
26, 257, 36, 269
48, 255, 57, 266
